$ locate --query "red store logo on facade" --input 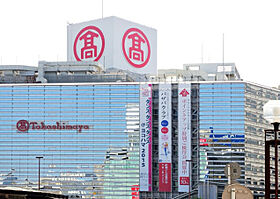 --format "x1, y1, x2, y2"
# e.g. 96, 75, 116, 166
122, 28, 151, 68
73, 26, 105, 62
16, 120, 89, 133
16, 120, 30, 132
